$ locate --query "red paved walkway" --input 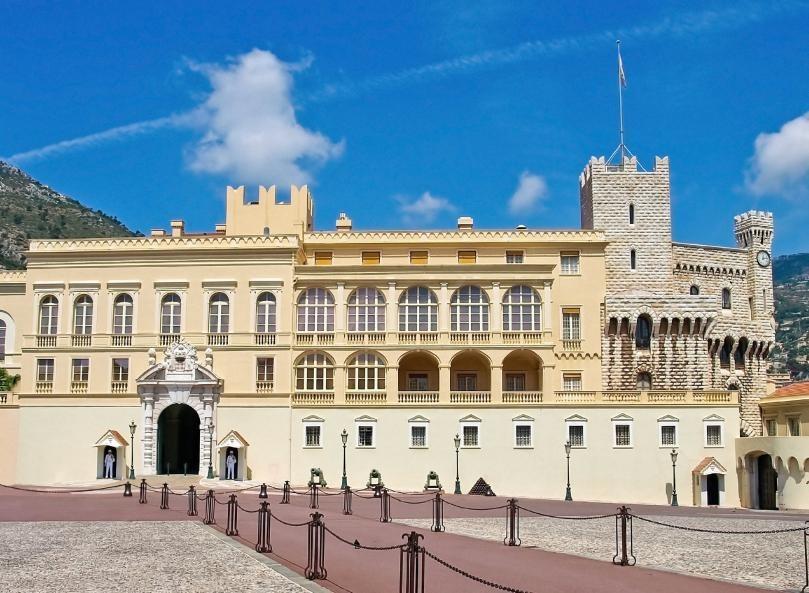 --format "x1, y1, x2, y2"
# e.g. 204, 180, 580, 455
0, 483, 786, 593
